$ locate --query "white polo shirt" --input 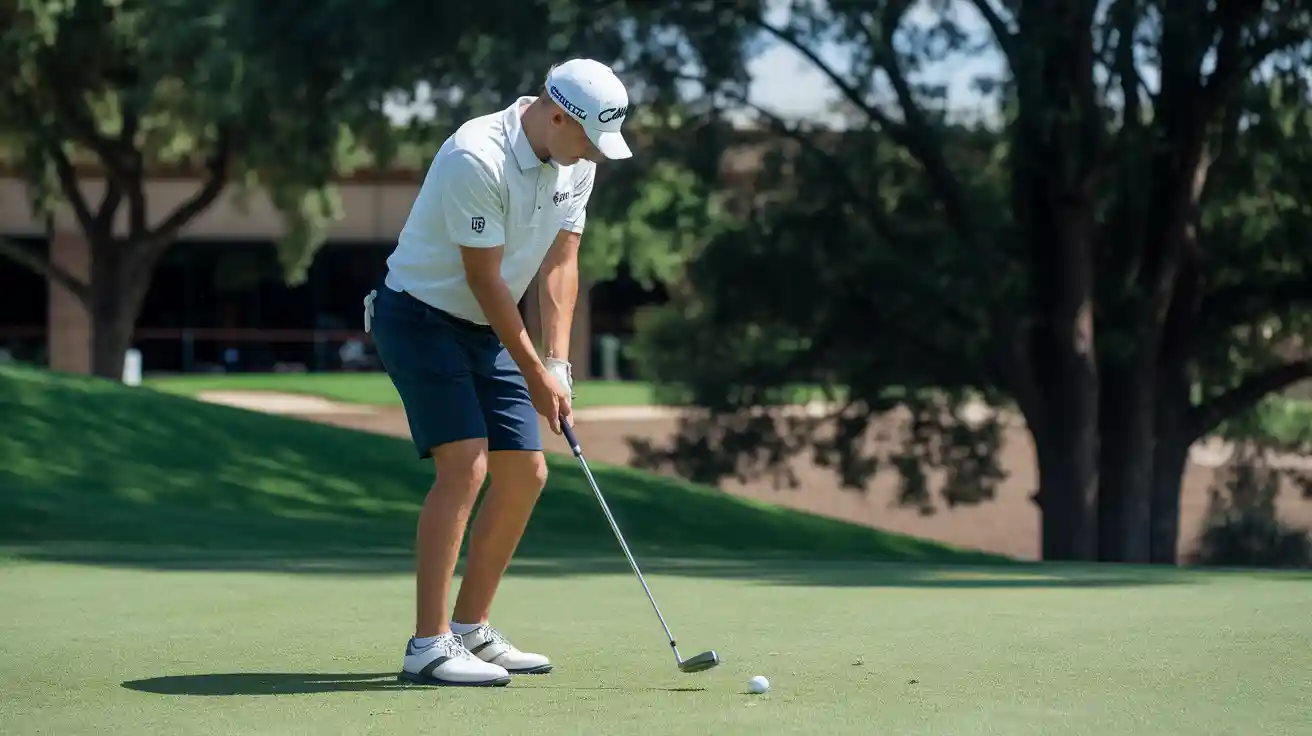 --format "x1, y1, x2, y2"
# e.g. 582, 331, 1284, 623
384, 96, 596, 324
